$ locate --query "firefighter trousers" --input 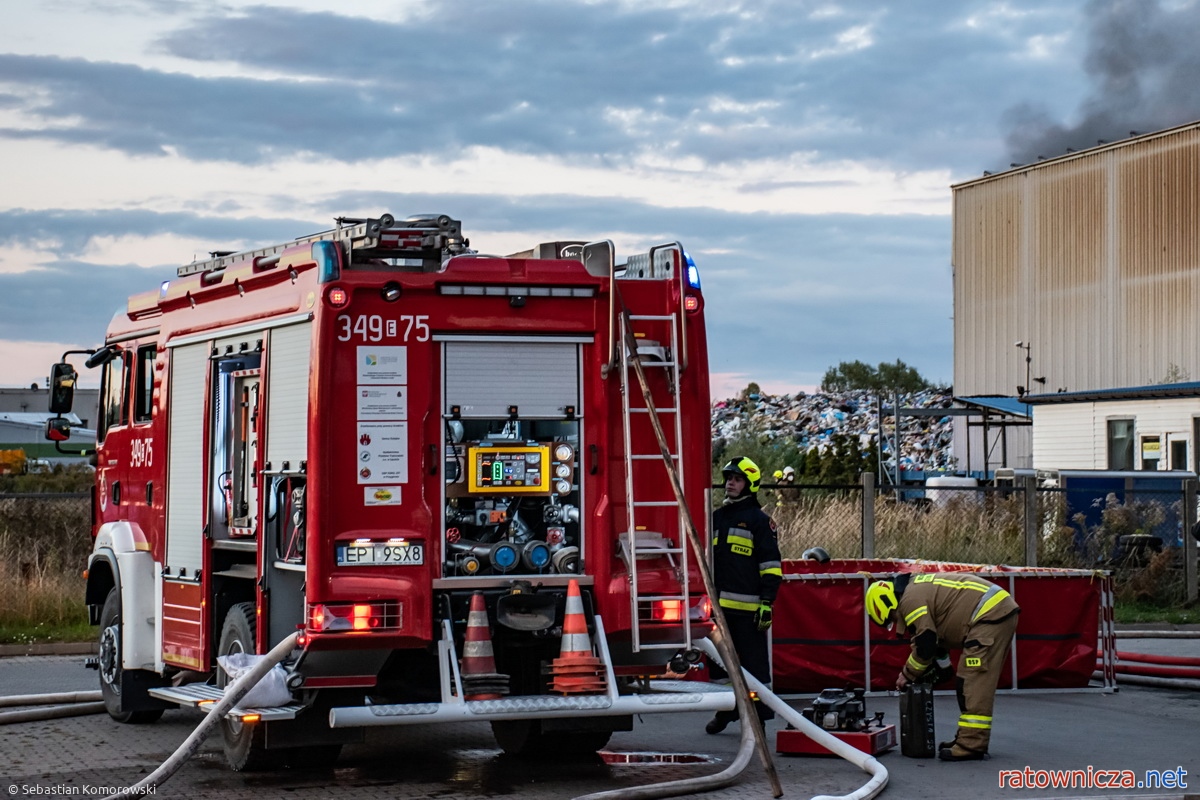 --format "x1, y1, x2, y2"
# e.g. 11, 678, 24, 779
709, 610, 774, 724
951, 612, 1019, 754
